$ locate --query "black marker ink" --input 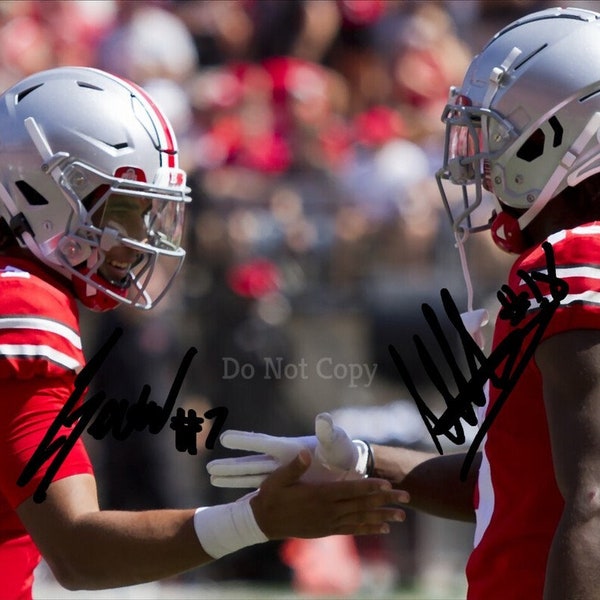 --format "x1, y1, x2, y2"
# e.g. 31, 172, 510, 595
170, 408, 204, 454
17, 328, 227, 503
388, 242, 568, 480
17, 327, 123, 503
203, 406, 229, 450
86, 345, 198, 442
